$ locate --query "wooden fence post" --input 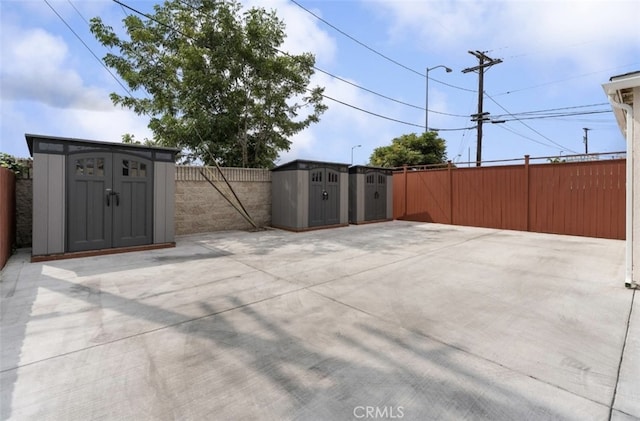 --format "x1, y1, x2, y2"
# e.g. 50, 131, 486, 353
525, 155, 530, 231
403, 164, 408, 218
448, 160, 453, 224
